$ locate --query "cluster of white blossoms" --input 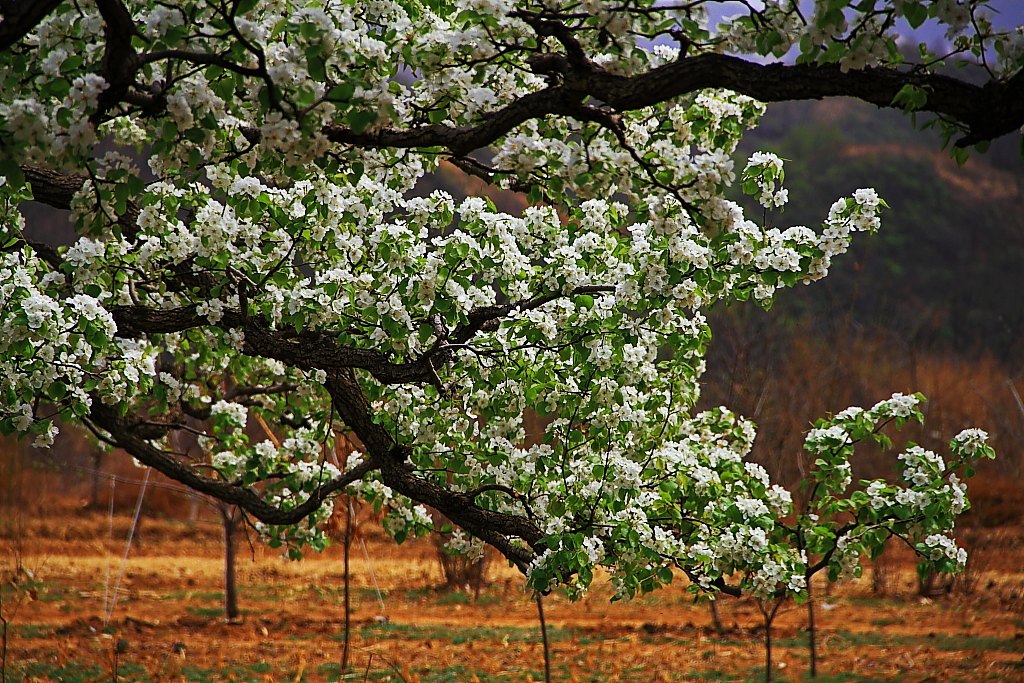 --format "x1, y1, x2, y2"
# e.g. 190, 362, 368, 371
952, 428, 990, 456
922, 533, 969, 570
743, 152, 789, 209
898, 445, 947, 486
443, 528, 487, 562
210, 400, 248, 428
382, 501, 434, 541
0, 0, 1005, 583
